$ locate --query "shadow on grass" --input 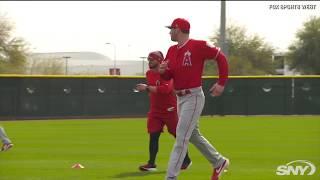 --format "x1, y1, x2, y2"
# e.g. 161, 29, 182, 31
112, 171, 166, 178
